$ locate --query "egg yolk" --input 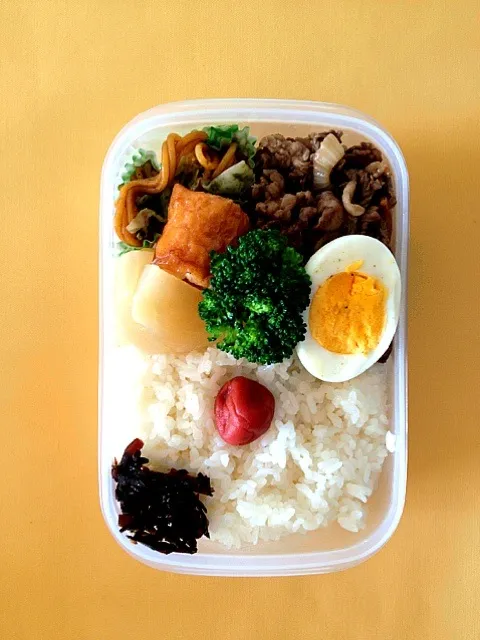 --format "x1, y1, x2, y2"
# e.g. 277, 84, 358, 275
309, 268, 386, 355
